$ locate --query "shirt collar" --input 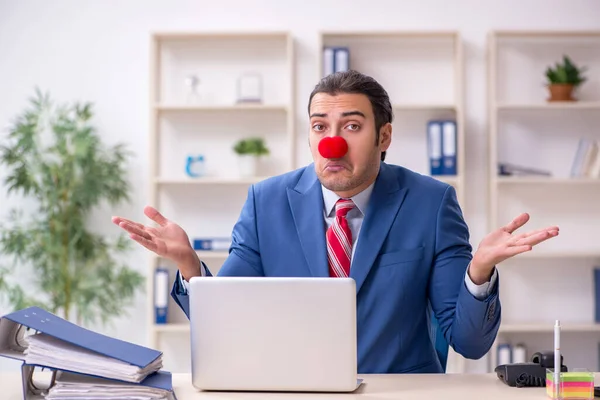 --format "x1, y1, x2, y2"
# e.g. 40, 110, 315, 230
322, 181, 375, 217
